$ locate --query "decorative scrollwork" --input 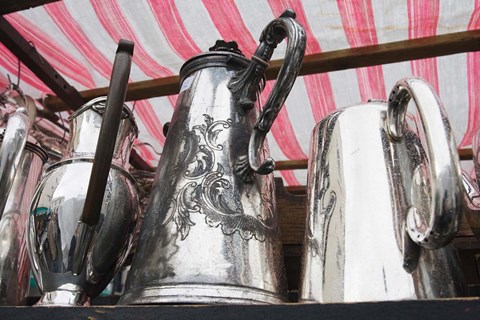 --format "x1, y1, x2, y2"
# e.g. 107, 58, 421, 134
306, 114, 338, 257
193, 115, 233, 151
166, 115, 274, 241
199, 164, 272, 241
172, 182, 201, 240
